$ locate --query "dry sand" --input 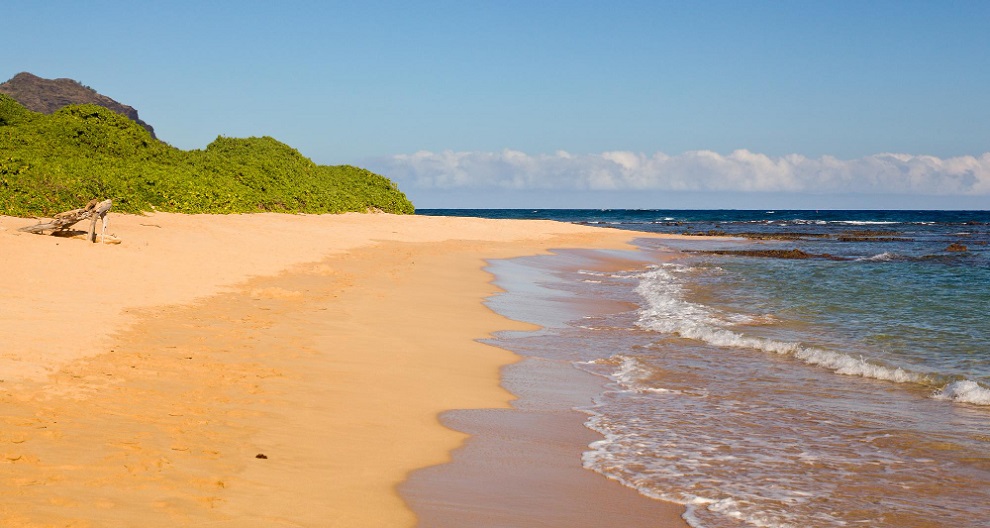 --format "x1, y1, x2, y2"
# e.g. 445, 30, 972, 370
0, 212, 687, 527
